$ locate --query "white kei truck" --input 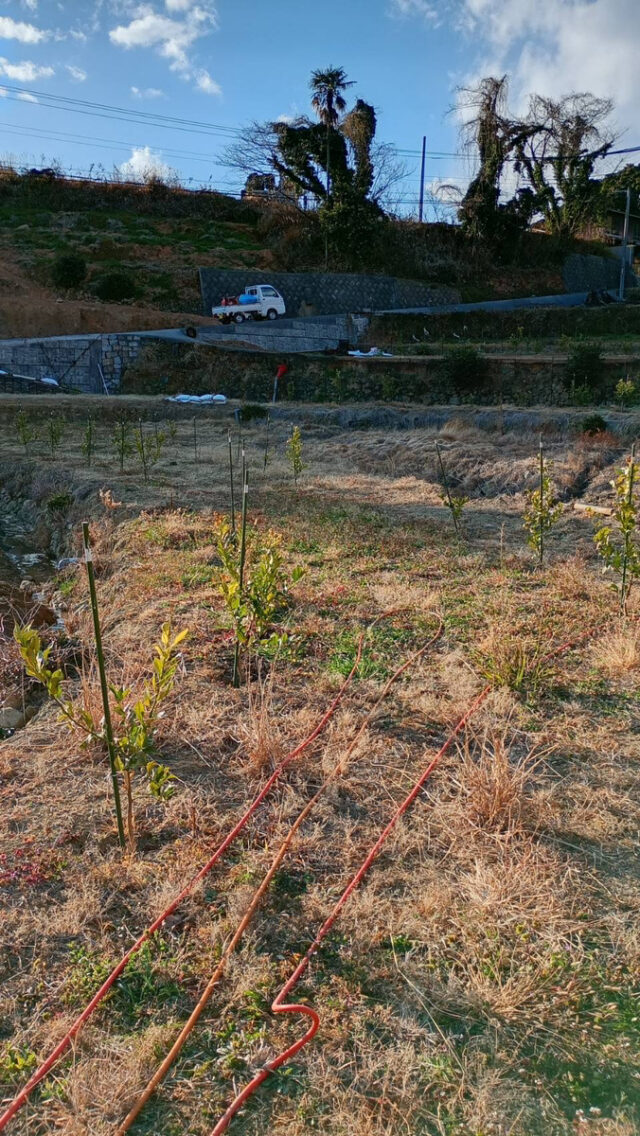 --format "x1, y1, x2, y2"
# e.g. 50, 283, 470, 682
211, 284, 287, 324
